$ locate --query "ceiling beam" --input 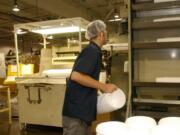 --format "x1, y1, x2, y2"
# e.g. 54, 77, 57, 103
0, 34, 13, 40
0, 11, 37, 23
65, 0, 102, 18
98, 1, 124, 8
0, 27, 12, 33
22, 0, 99, 20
